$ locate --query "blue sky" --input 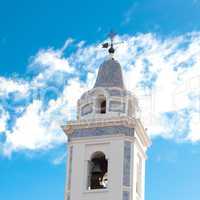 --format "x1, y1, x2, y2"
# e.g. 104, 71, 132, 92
0, 0, 200, 200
